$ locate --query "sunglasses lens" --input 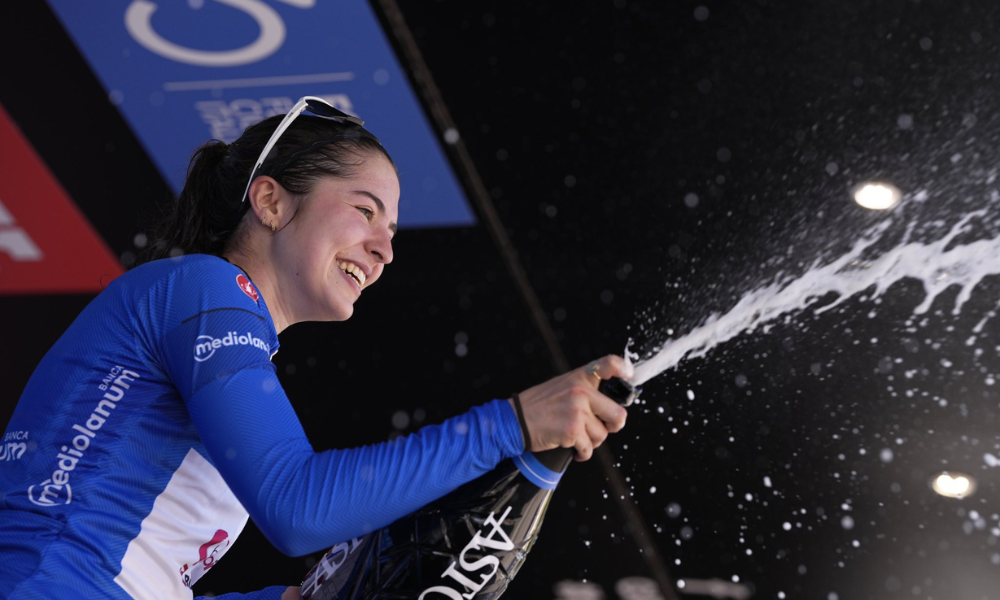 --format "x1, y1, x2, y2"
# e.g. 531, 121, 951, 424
304, 99, 364, 126
303, 98, 340, 116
